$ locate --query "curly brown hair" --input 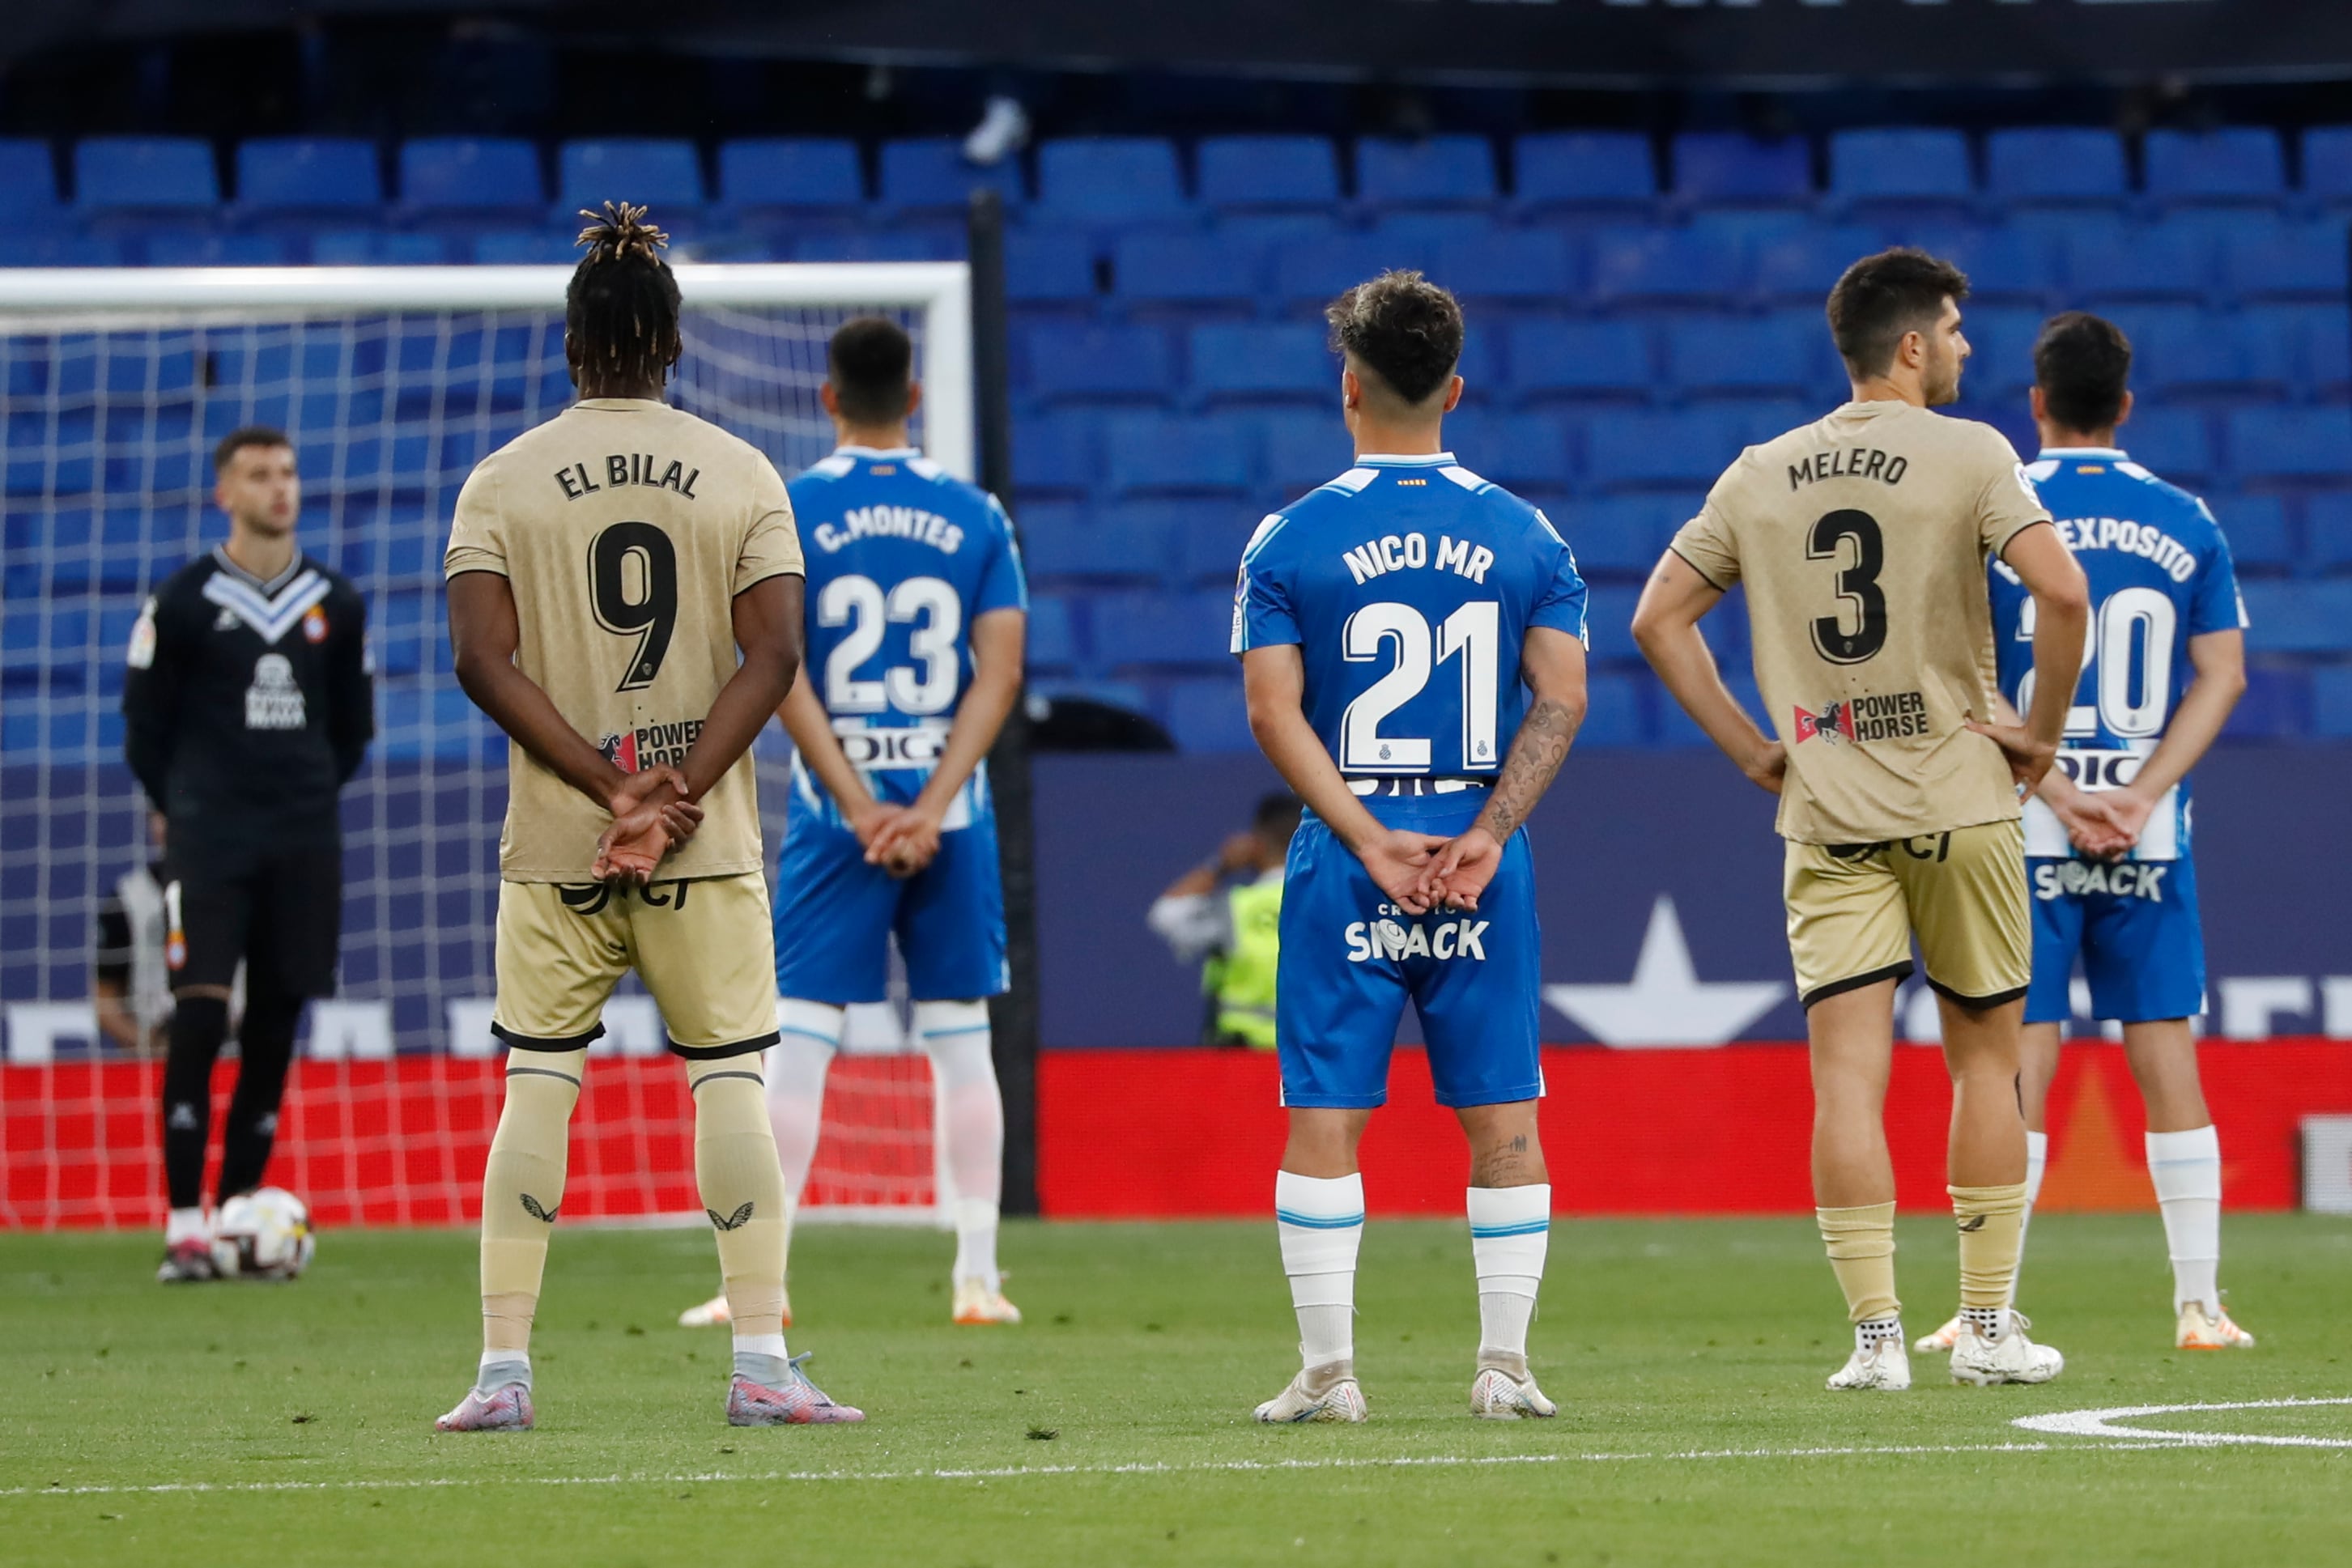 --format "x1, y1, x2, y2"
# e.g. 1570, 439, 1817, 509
1325, 270, 1464, 406
567, 201, 682, 390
